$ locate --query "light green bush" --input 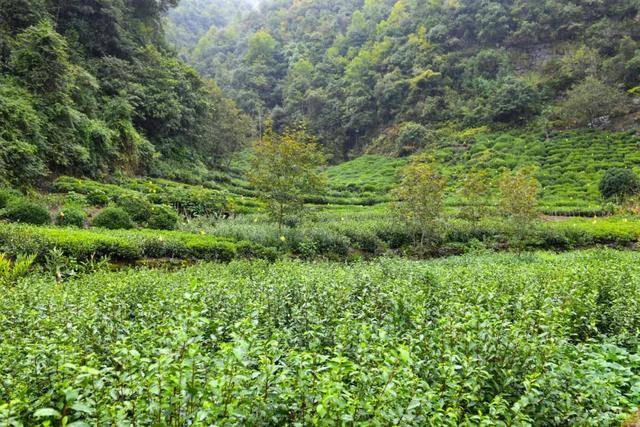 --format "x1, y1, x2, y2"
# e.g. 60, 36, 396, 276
91, 207, 134, 230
